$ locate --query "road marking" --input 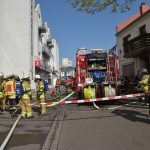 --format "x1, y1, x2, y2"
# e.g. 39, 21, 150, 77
0, 115, 21, 150
42, 113, 64, 150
